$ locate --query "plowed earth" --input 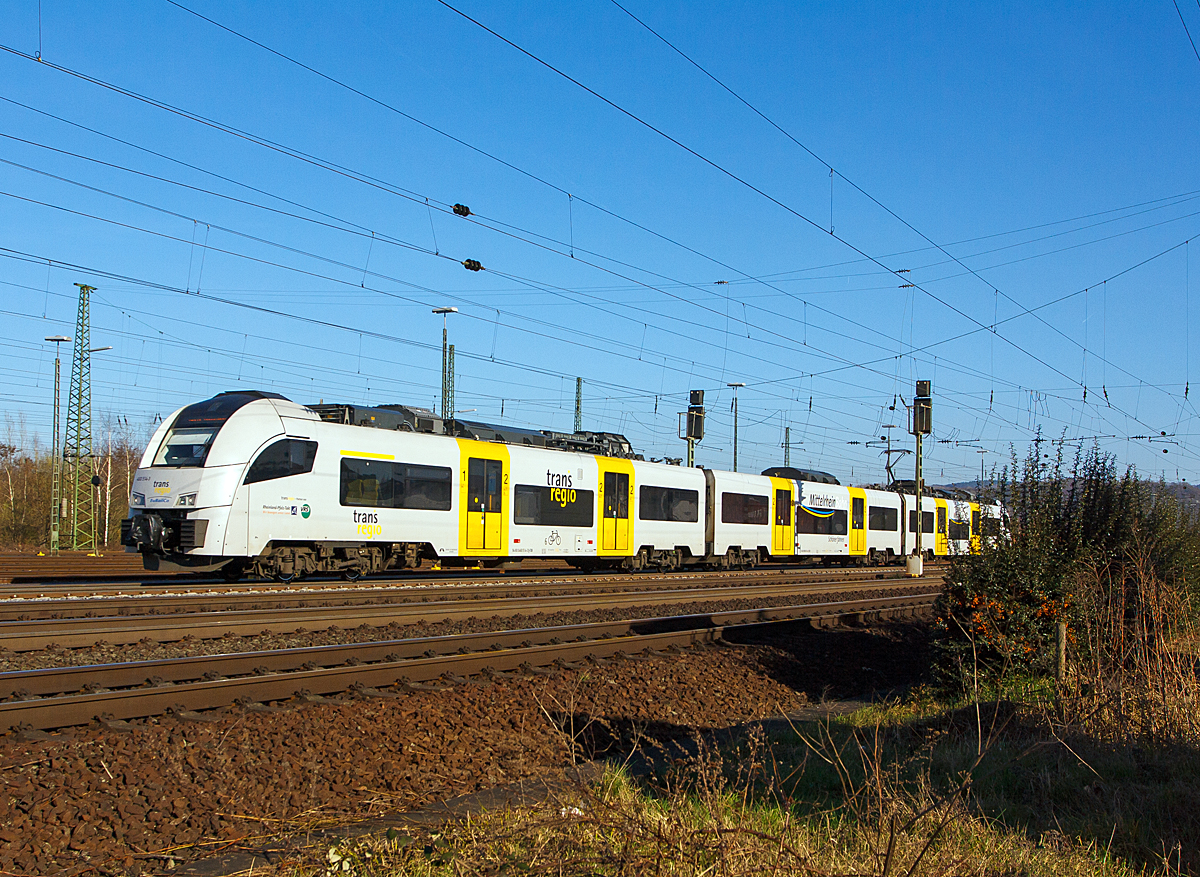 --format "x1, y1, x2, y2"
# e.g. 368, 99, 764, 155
0, 622, 928, 876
